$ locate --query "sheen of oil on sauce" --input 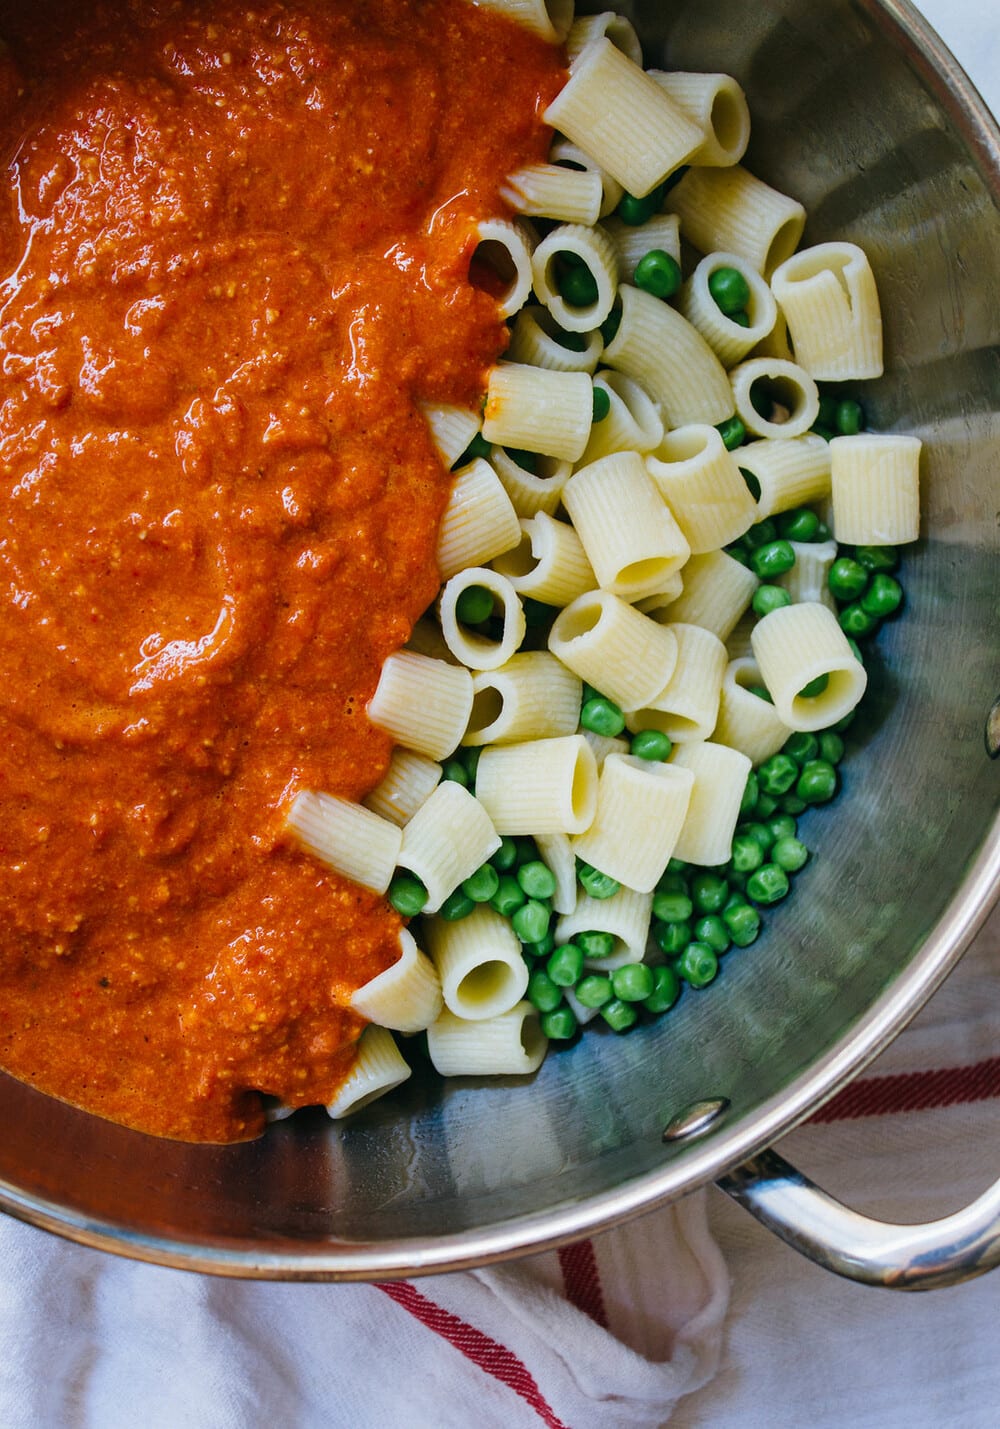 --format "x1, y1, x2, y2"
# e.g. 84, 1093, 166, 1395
0, 0, 564, 1140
